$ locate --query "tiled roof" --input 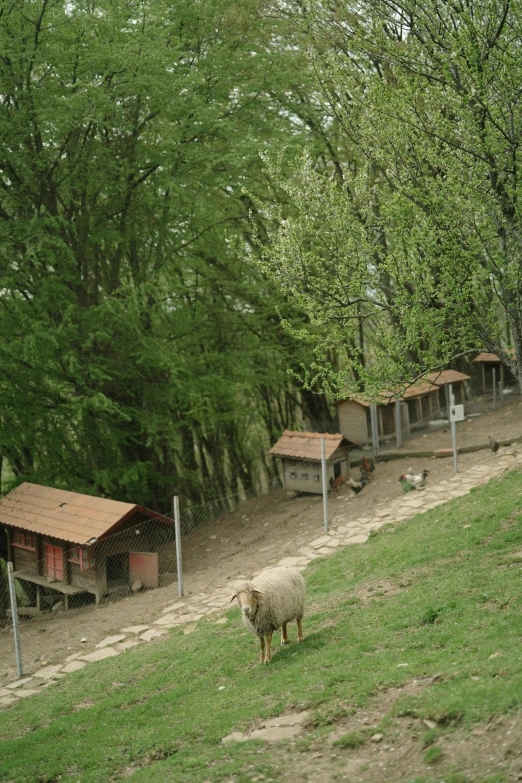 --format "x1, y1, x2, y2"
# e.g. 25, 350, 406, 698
336, 382, 438, 407
426, 370, 471, 385
400, 382, 439, 399
474, 350, 515, 363
268, 431, 353, 461
0, 483, 161, 545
